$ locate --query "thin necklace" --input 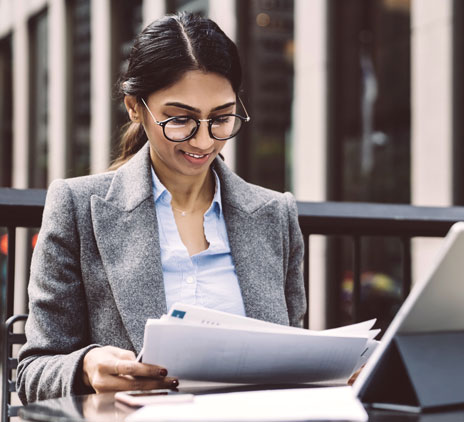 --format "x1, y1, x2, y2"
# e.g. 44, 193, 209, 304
172, 206, 190, 217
